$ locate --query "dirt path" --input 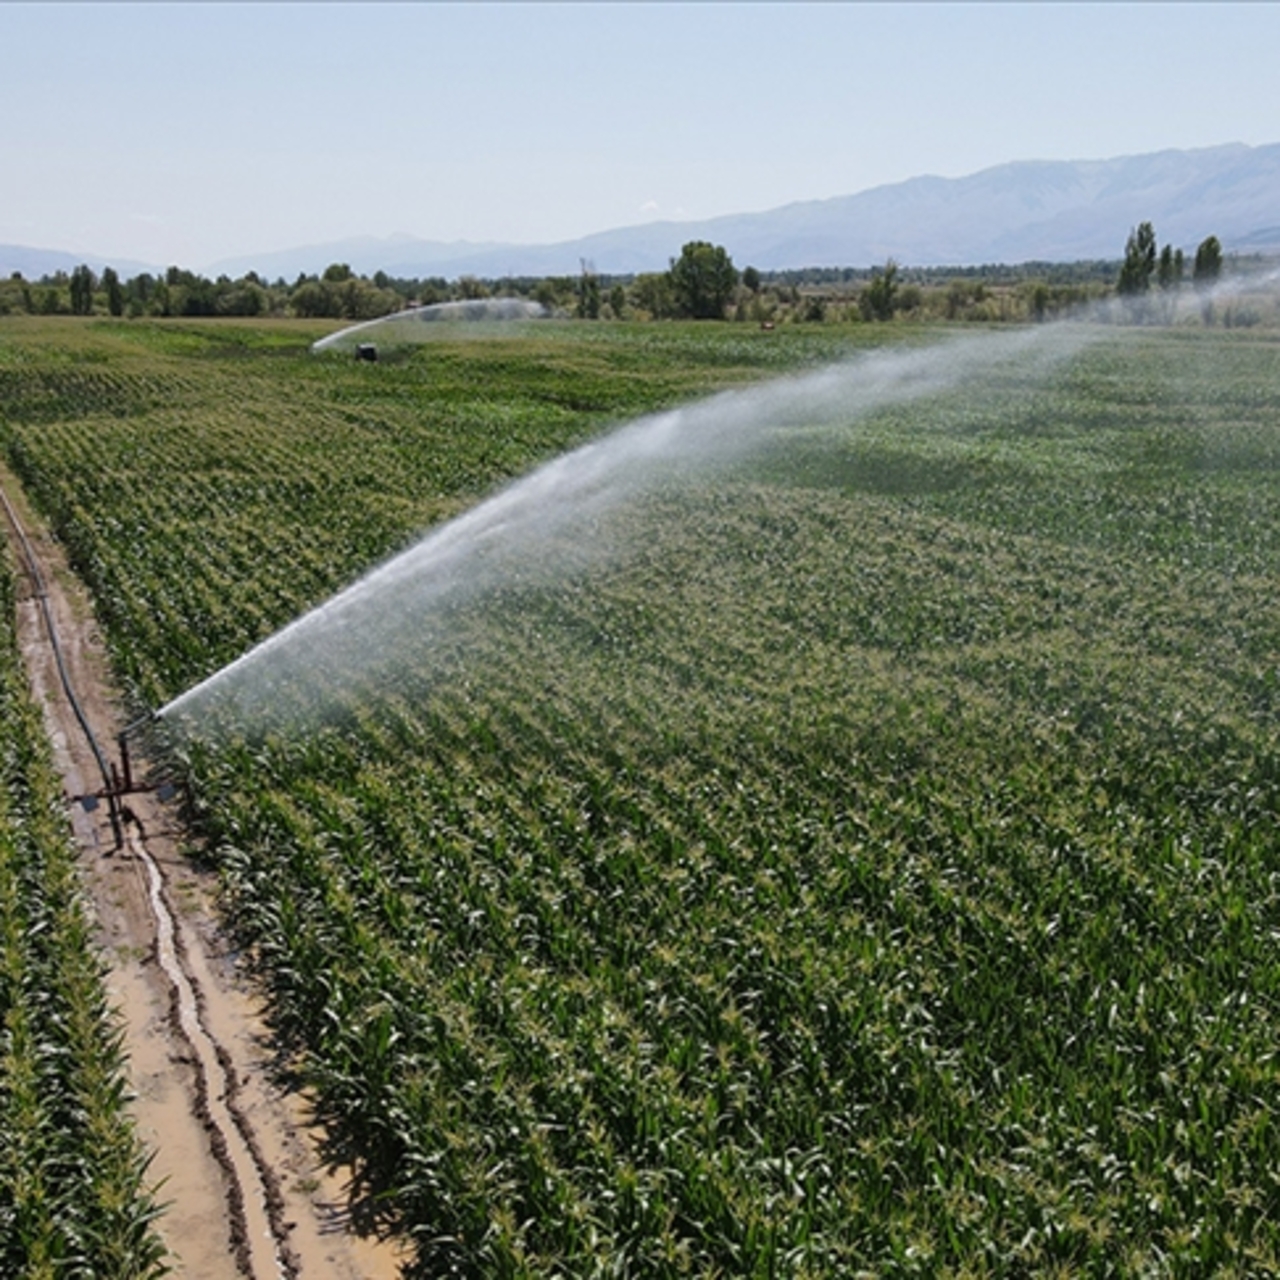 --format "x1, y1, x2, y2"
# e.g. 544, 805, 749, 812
1, 467, 406, 1280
